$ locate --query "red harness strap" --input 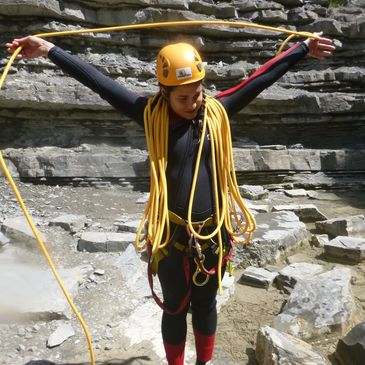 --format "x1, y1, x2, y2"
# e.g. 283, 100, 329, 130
147, 245, 191, 315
